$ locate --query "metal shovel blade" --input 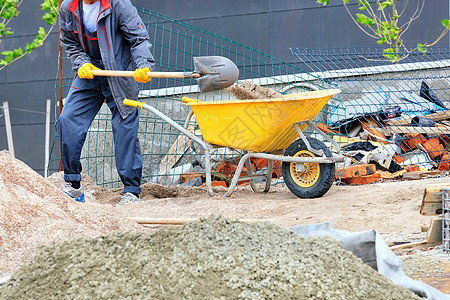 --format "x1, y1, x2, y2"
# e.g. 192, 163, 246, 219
193, 56, 239, 93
